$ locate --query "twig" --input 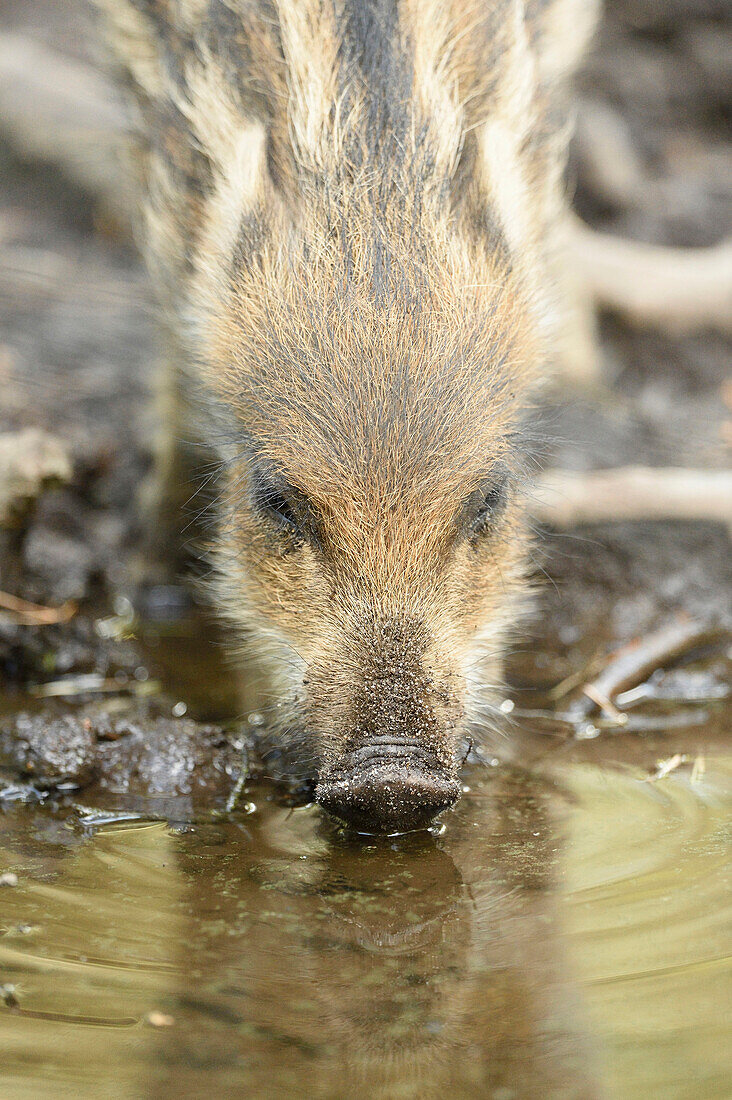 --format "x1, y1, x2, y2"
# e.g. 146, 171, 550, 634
0, 33, 129, 224
0, 590, 77, 626
546, 658, 602, 702
569, 617, 717, 722
29, 674, 161, 698
532, 467, 732, 528
644, 753, 687, 783
570, 218, 732, 334
581, 683, 628, 725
